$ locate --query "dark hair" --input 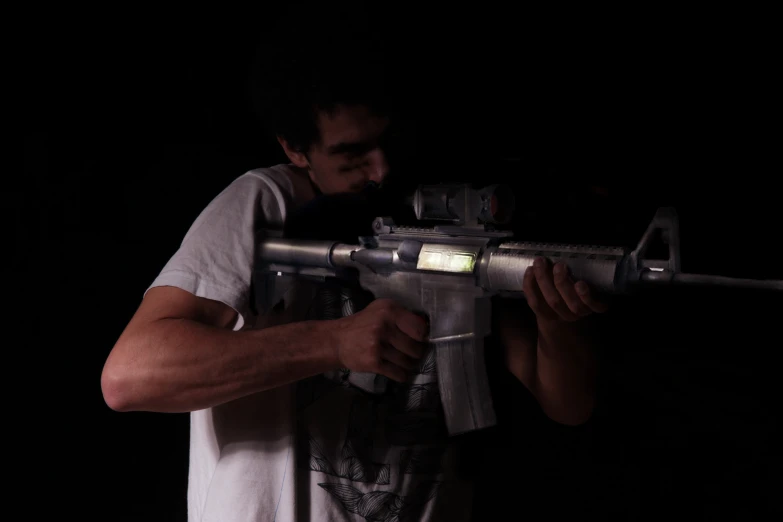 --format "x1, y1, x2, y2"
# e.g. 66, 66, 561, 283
250, 2, 398, 153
